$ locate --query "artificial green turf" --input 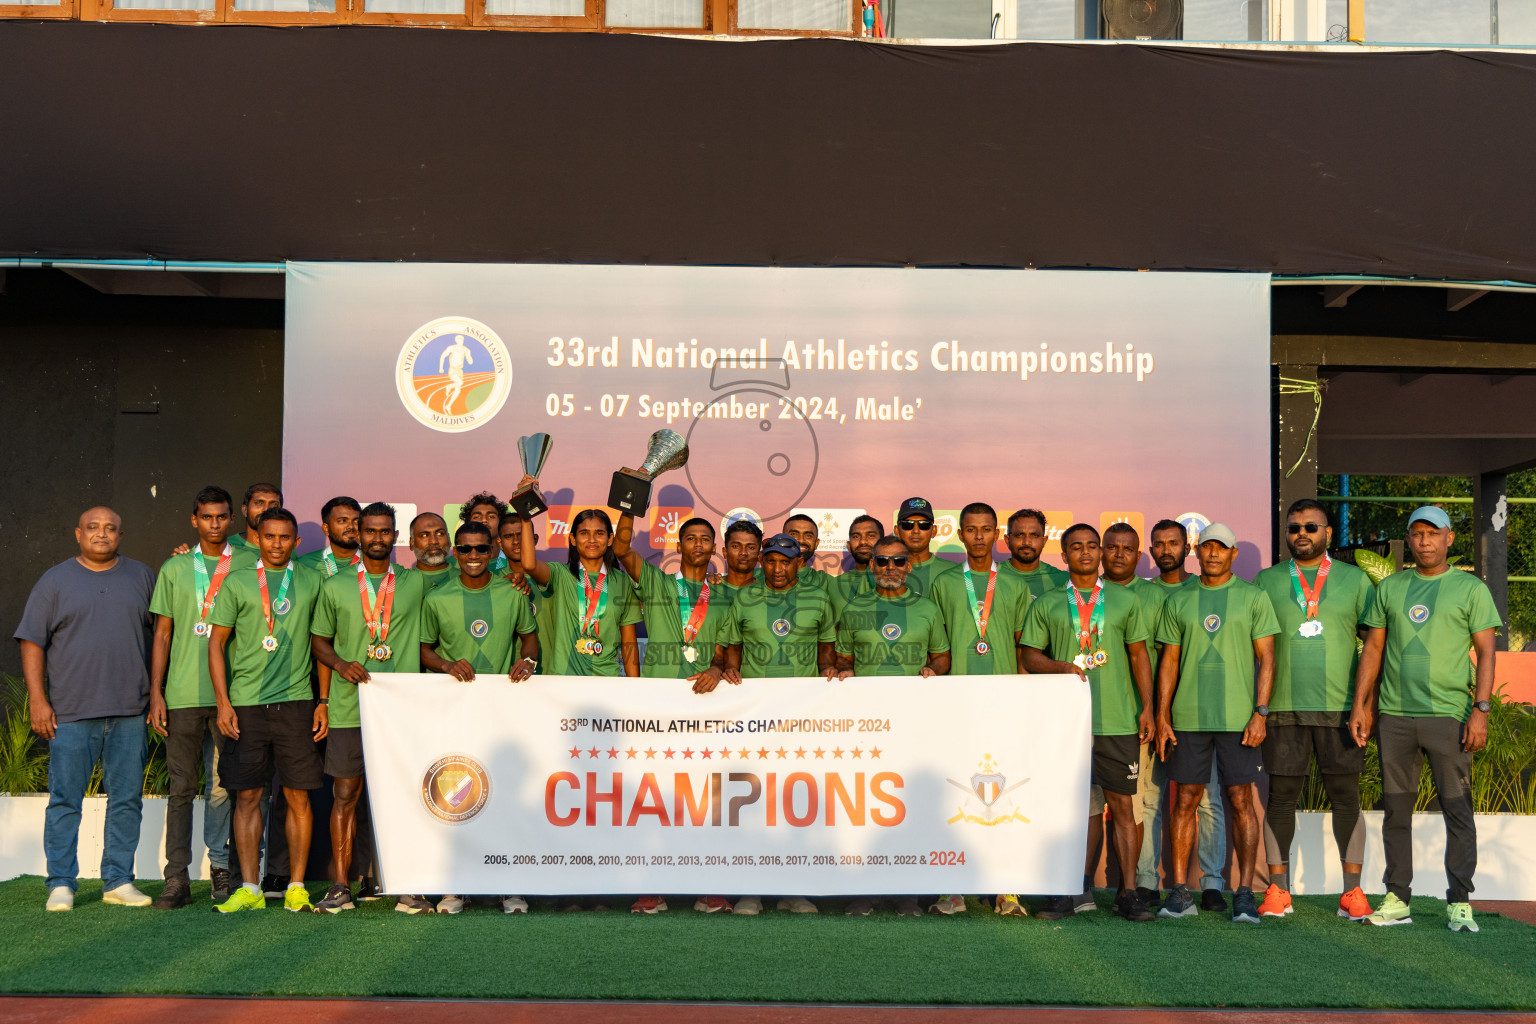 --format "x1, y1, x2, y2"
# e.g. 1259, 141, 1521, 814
1, 877, 1533, 1007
